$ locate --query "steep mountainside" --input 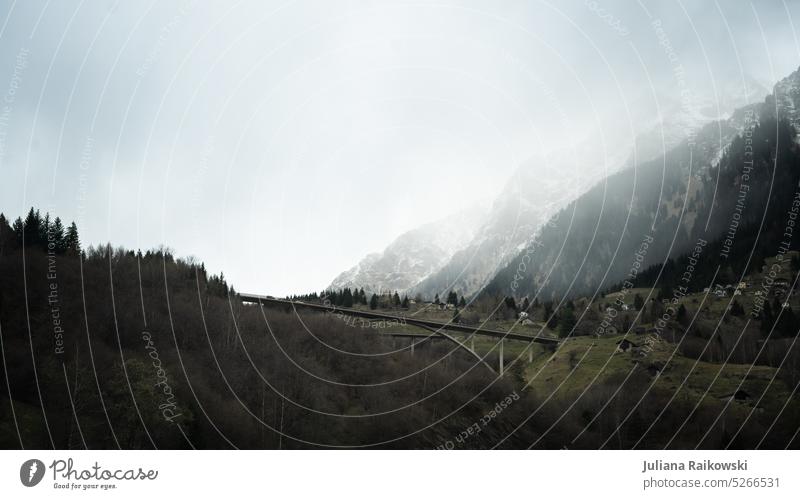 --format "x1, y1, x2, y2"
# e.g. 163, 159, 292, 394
483, 66, 800, 301
327, 72, 771, 301
409, 156, 591, 299
328, 205, 487, 294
